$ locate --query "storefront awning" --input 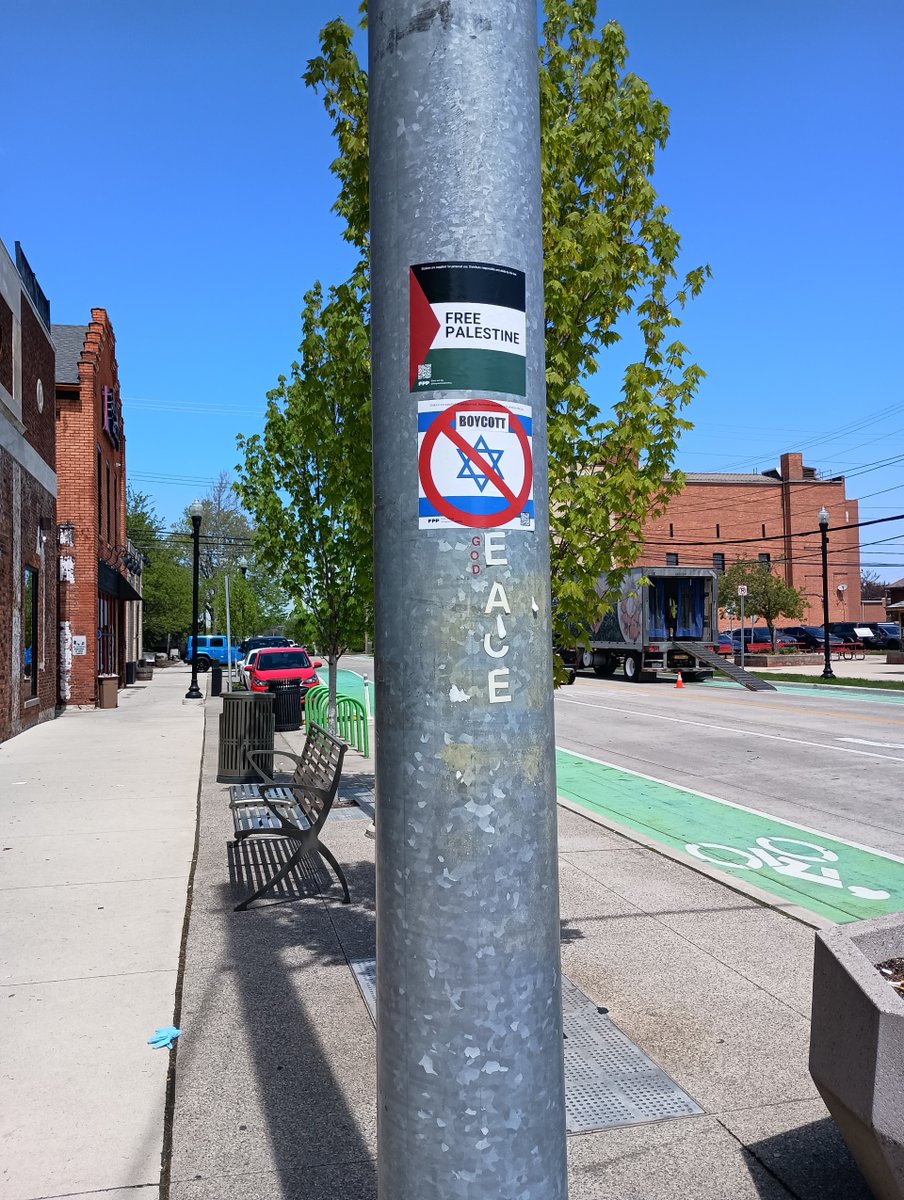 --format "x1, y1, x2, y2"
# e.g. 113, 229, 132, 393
98, 560, 143, 602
